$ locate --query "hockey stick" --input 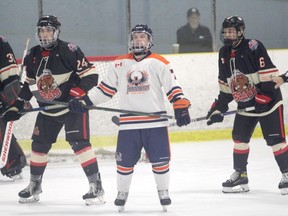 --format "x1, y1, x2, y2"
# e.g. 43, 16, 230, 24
0, 104, 68, 119
19, 38, 30, 84
111, 106, 255, 126
30, 90, 176, 119
20, 104, 67, 113
0, 121, 14, 168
